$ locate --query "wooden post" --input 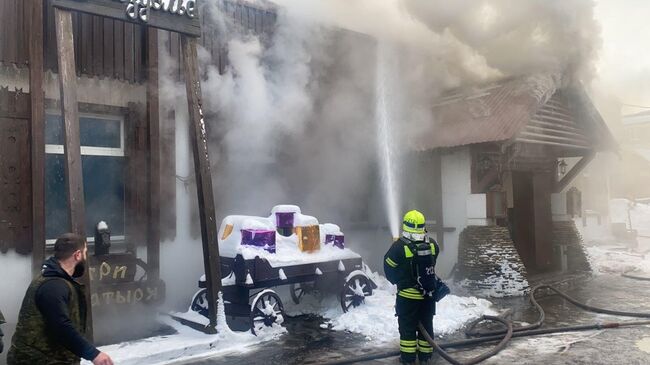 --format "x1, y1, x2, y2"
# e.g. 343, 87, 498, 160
555, 152, 596, 193
147, 28, 161, 281
54, 7, 94, 338
181, 35, 222, 330
30, 0, 46, 276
